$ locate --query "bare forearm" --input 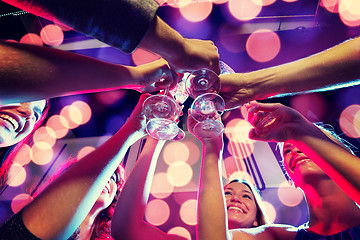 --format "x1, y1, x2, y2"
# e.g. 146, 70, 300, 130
22, 122, 141, 239
0, 41, 144, 104
198, 144, 228, 240
249, 37, 360, 100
